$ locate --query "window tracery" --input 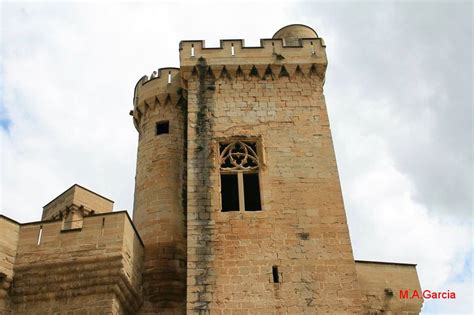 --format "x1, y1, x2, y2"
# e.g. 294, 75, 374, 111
219, 140, 262, 212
